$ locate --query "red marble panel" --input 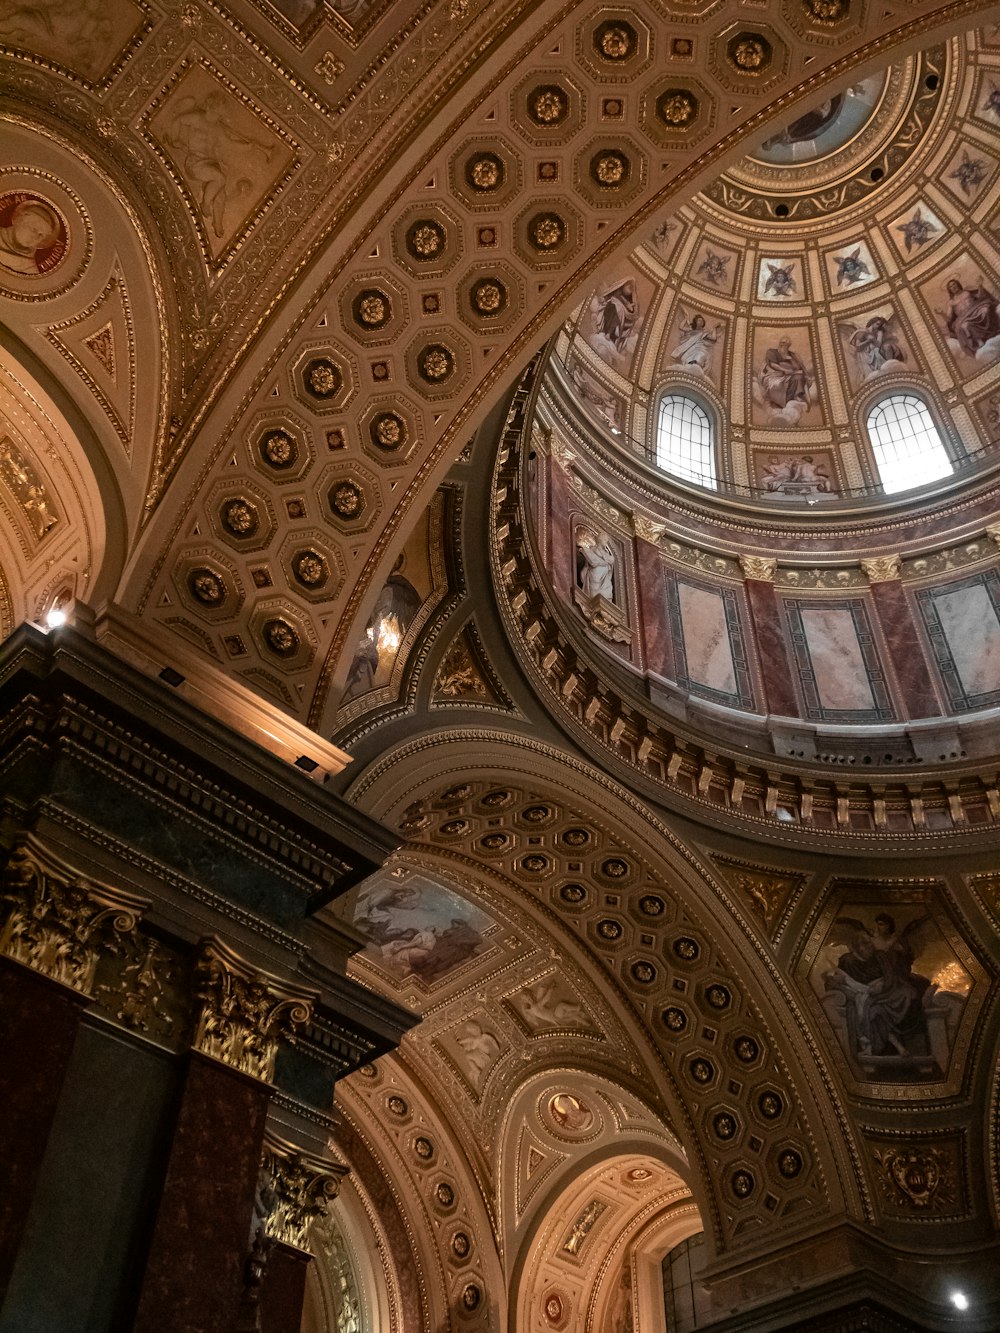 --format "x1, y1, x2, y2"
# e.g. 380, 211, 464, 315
638, 541, 675, 679
745, 579, 798, 717
870, 580, 941, 719
260, 1241, 310, 1333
